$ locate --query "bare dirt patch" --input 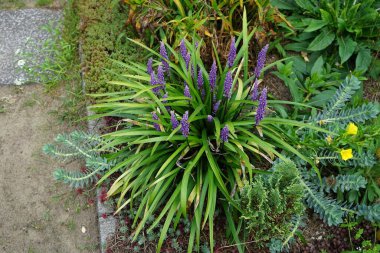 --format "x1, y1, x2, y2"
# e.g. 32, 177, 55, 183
0, 84, 99, 253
